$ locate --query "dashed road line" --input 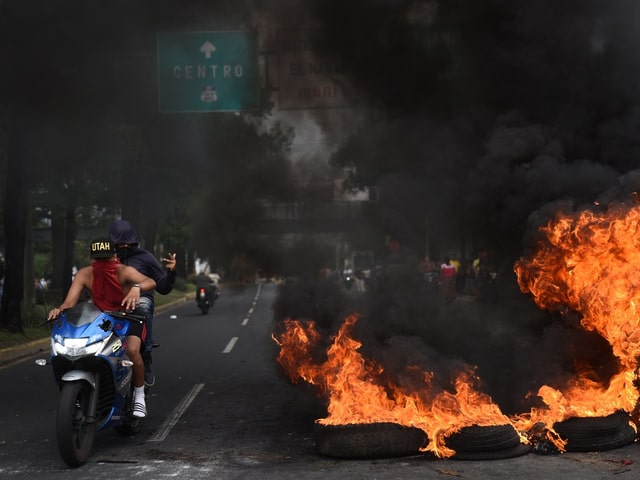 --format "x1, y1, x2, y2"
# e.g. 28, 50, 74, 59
148, 383, 204, 442
222, 336, 238, 353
